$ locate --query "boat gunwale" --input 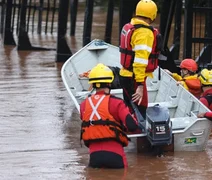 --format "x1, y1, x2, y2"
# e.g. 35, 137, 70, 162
61, 39, 212, 148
